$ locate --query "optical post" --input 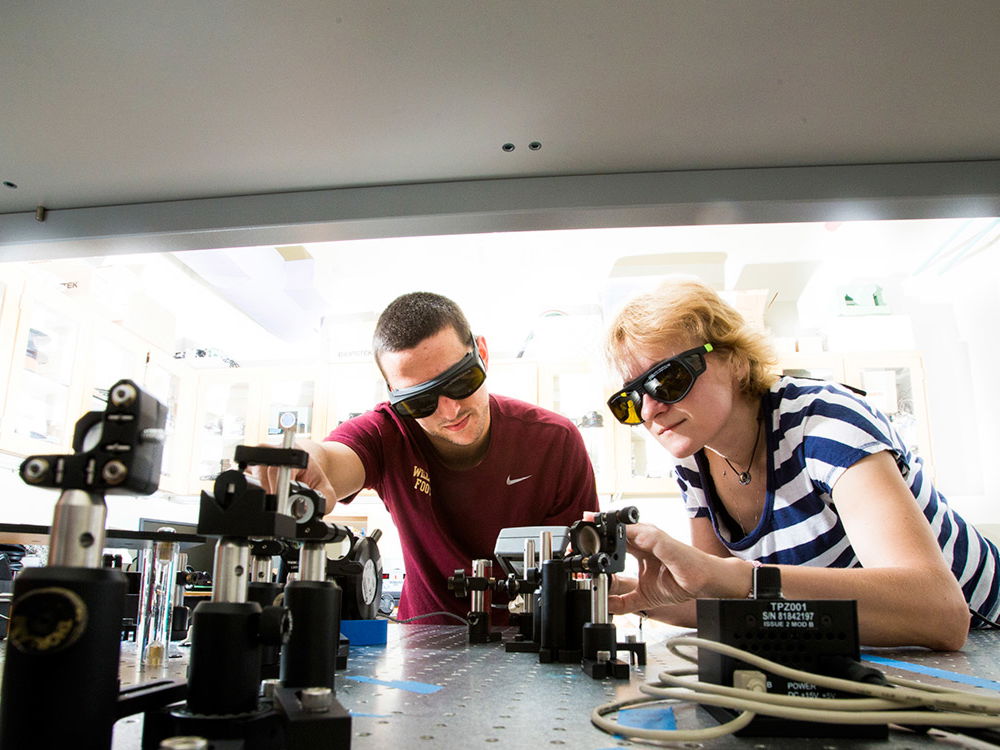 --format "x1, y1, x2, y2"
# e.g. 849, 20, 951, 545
142, 425, 353, 748
0, 380, 175, 750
